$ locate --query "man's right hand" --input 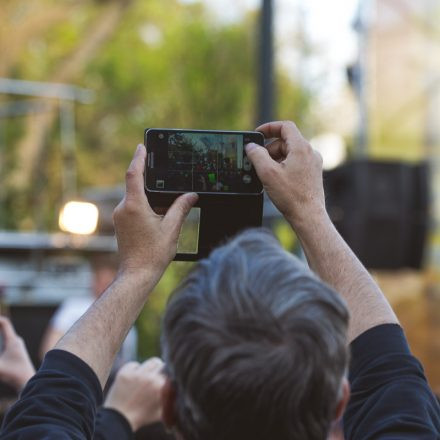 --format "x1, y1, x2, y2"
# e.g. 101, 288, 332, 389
246, 120, 326, 229
113, 144, 198, 280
